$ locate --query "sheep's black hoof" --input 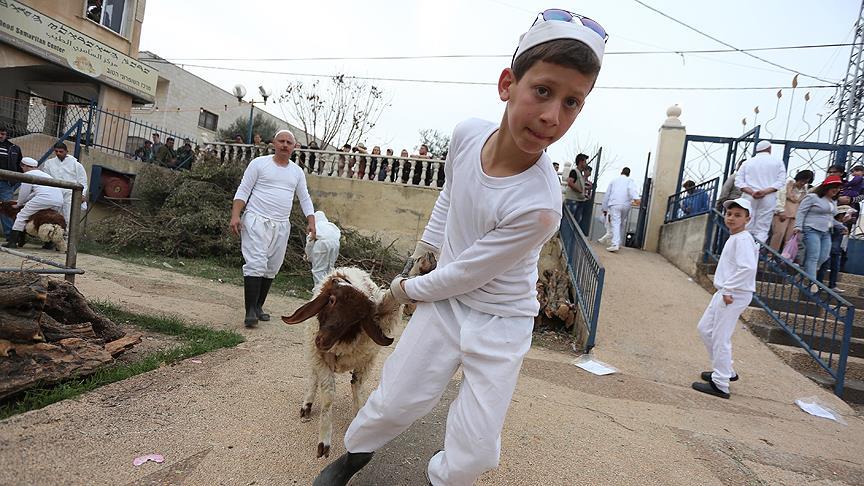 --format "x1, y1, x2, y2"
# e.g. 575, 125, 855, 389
317, 442, 330, 458
312, 452, 374, 486
300, 403, 312, 418
42, 241, 55, 250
